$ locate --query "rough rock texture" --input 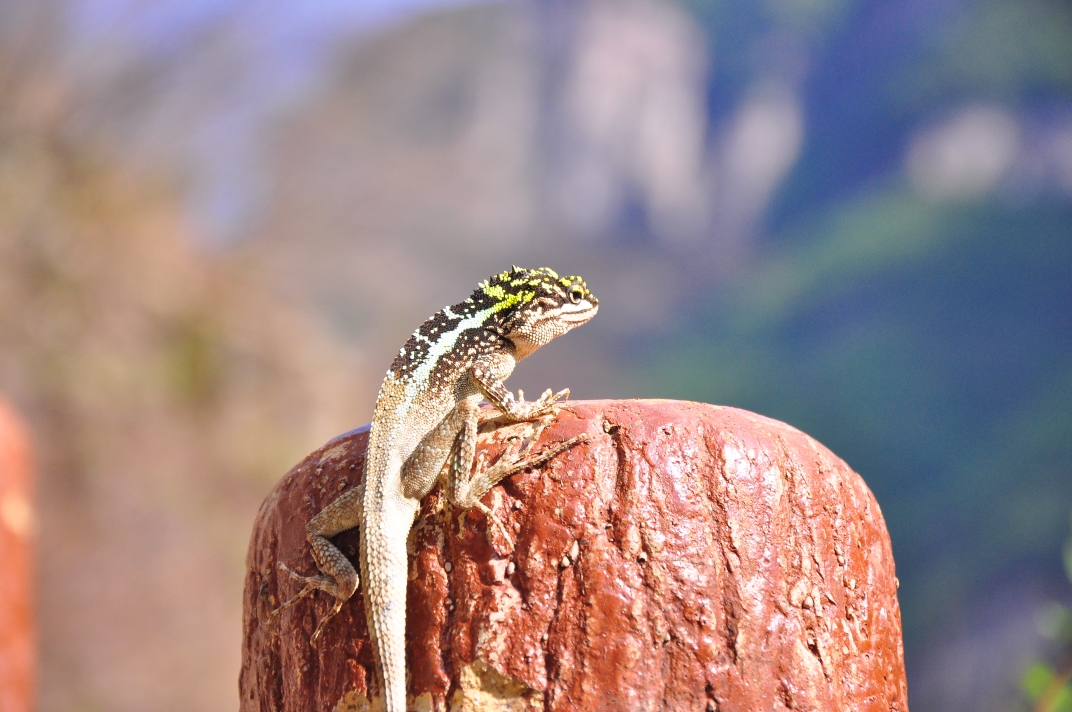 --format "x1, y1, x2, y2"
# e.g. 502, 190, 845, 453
0, 397, 34, 712
241, 400, 908, 711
